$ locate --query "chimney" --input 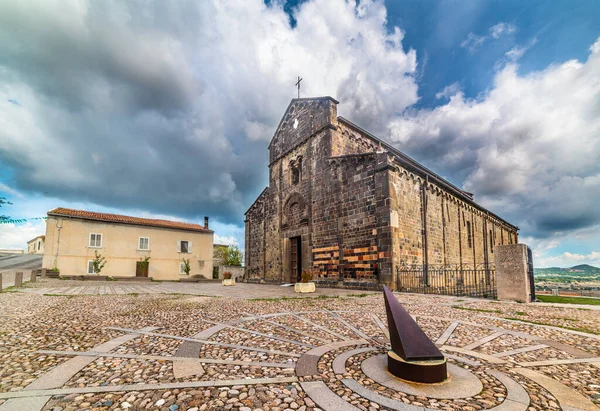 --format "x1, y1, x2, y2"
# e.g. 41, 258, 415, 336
204, 216, 209, 229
